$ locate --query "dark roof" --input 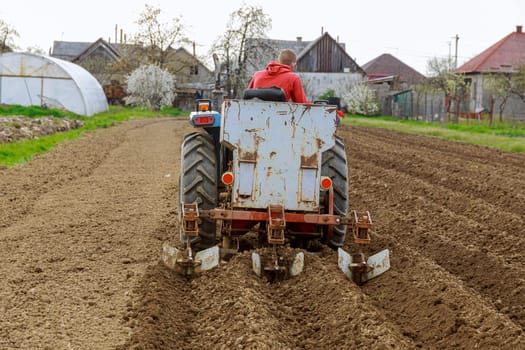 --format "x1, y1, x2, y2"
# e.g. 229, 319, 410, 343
52, 39, 120, 61
72, 38, 120, 63
456, 25, 525, 73
52, 41, 91, 60
362, 53, 426, 84
296, 32, 346, 61
259, 38, 312, 56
